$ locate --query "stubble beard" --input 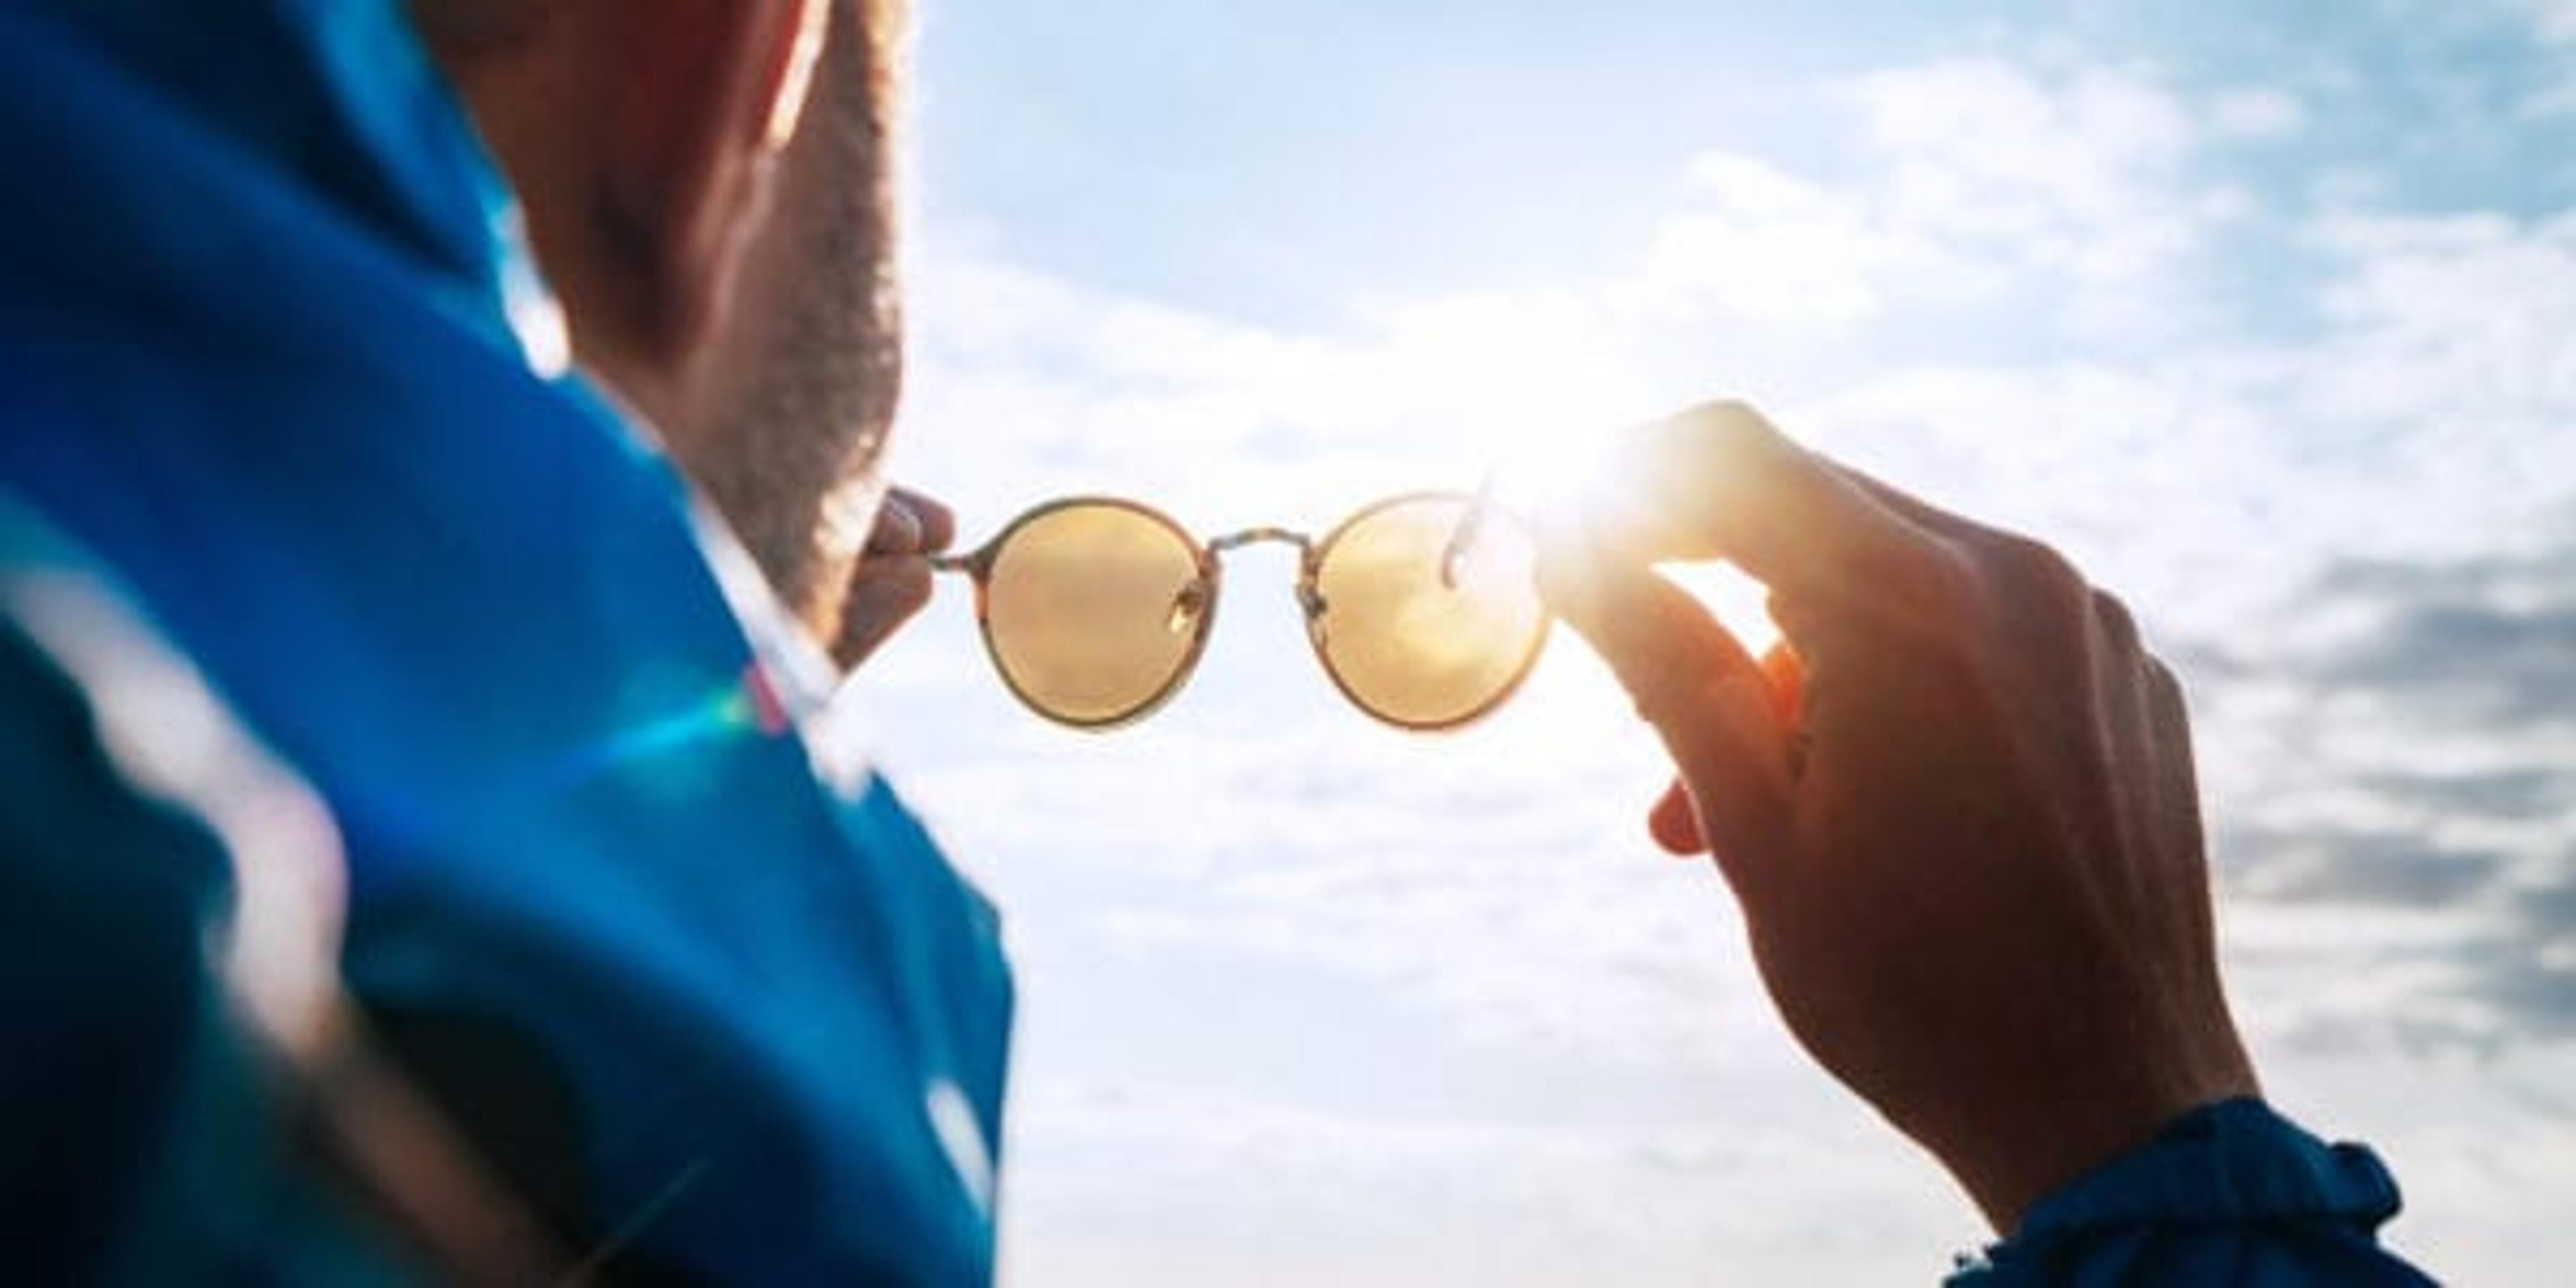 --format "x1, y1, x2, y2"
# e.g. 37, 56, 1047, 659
675, 13, 906, 638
